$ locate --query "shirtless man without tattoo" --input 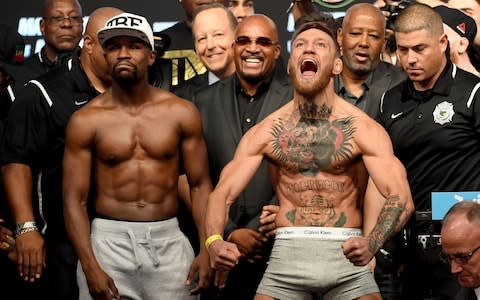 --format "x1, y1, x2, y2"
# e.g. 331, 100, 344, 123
63, 12, 212, 299
204, 20, 414, 300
